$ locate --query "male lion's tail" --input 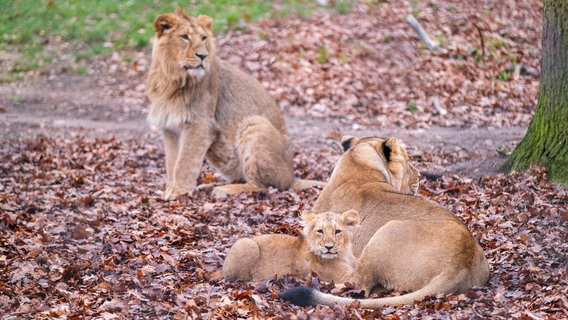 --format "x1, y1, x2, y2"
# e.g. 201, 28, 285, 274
291, 178, 326, 191
279, 270, 464, 309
